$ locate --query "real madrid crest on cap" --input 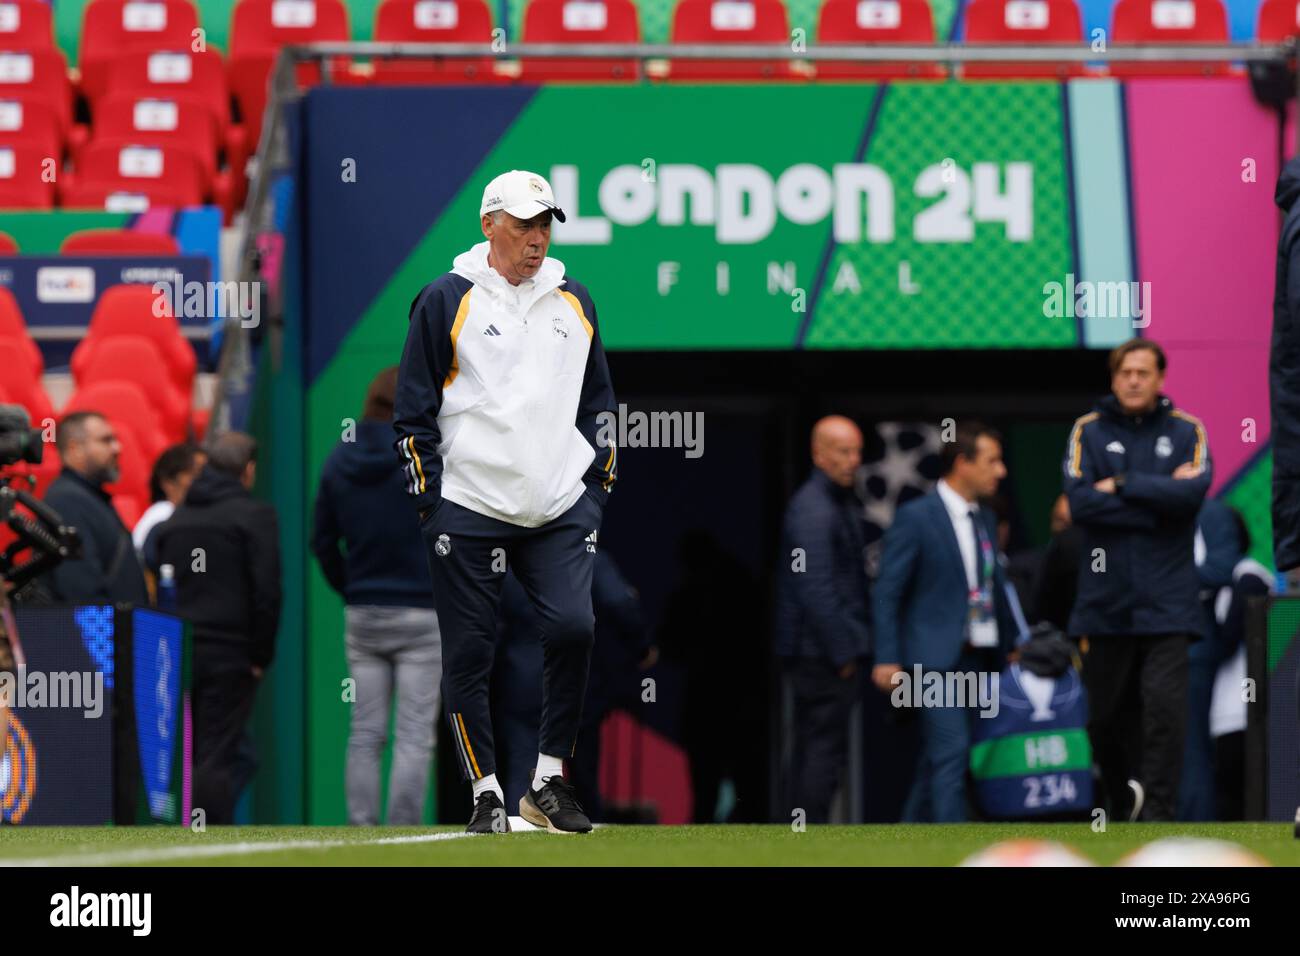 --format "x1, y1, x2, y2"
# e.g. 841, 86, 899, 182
1155, 435, 1173, 458
435, 533, 452, 556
